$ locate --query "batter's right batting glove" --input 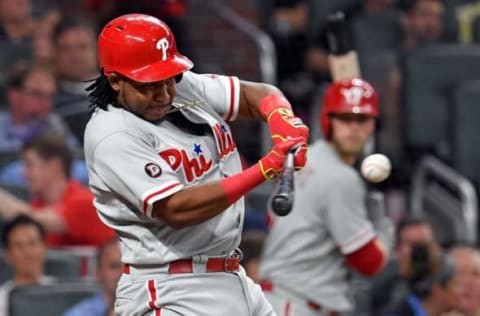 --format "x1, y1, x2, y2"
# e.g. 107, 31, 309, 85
258, 94, 309, 169
258, 138, 307, 181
